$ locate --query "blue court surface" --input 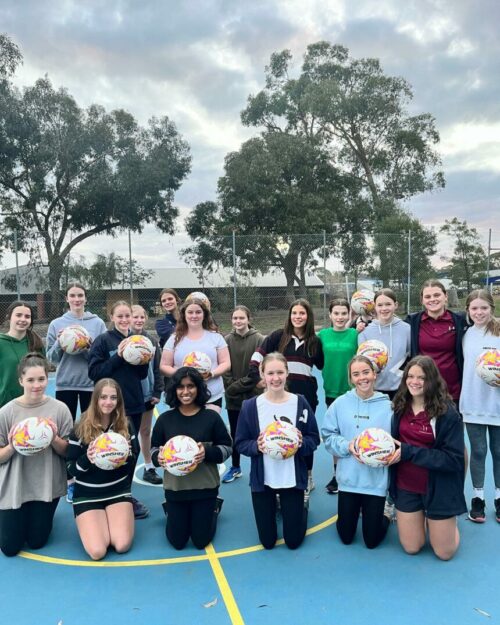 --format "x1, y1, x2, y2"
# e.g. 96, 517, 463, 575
1, 376, 499, 625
